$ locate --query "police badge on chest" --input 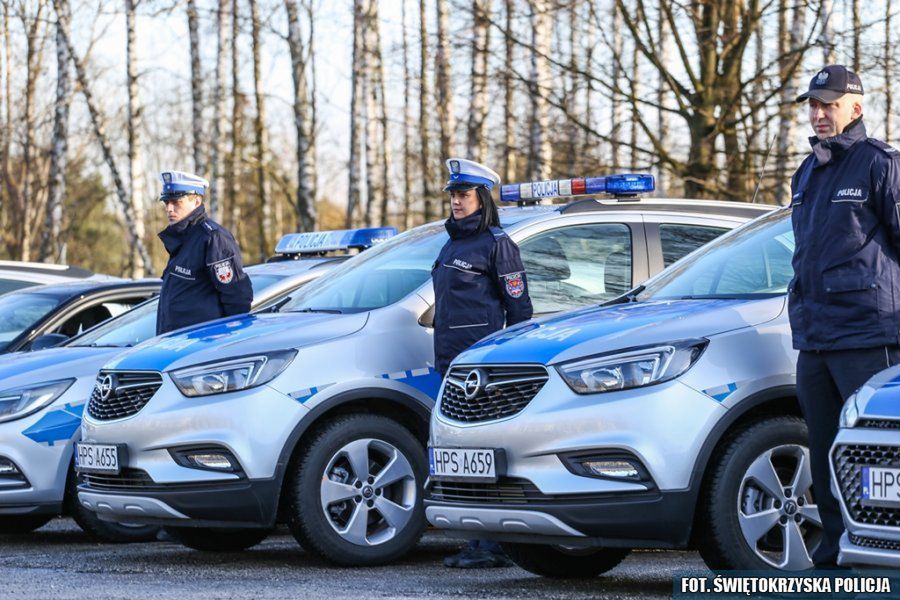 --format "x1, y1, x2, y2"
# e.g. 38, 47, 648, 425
213, 259, 234, 284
